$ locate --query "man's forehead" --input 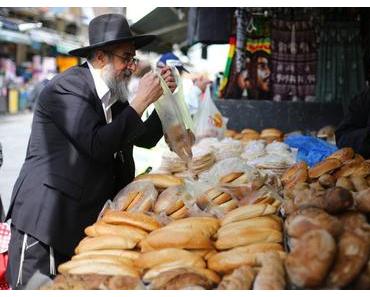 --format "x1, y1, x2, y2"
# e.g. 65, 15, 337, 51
115, 42, 136, 55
